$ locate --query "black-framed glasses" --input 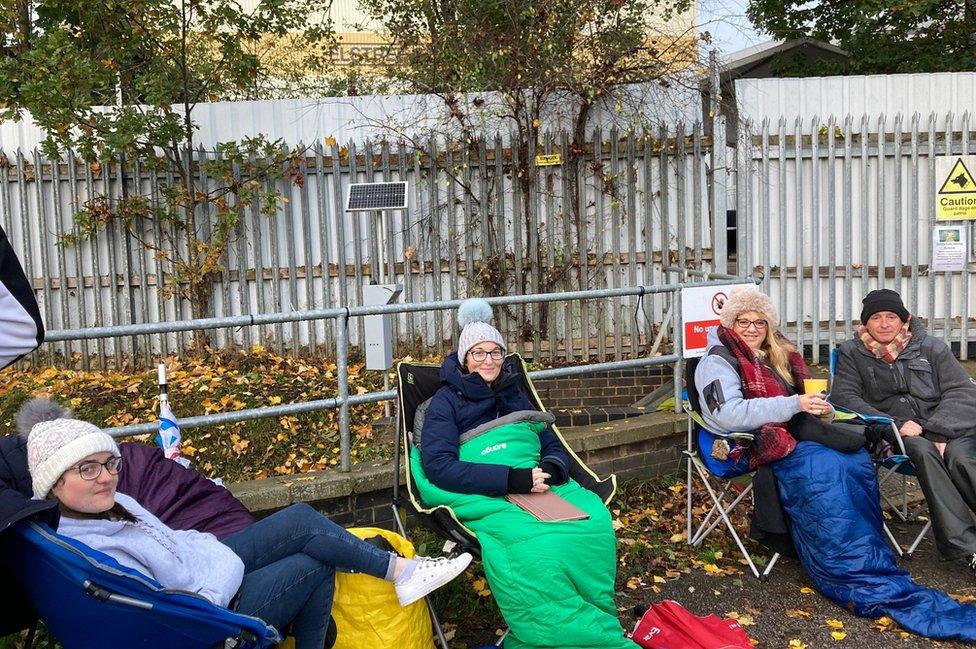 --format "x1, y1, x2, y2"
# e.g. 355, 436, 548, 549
468, 348, 504, 362
734, 318, 768, 331
69, 456, 123, 481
